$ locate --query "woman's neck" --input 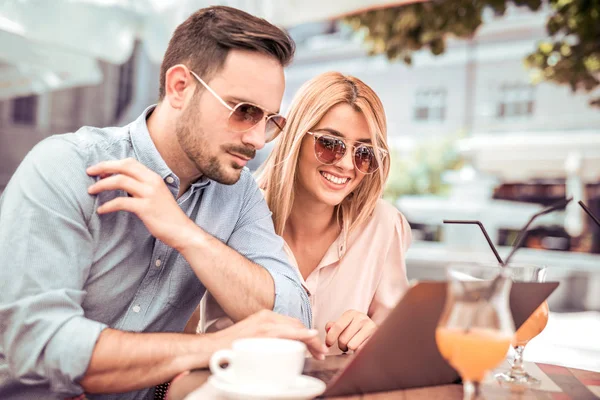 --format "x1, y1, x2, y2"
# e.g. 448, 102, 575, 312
284, 190, 339, 246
